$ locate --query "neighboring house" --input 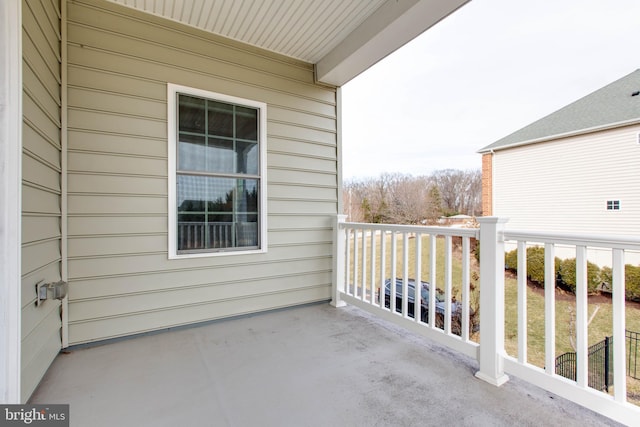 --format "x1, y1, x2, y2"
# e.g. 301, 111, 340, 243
0, 0, 469, 403
479, 69, 640, 237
